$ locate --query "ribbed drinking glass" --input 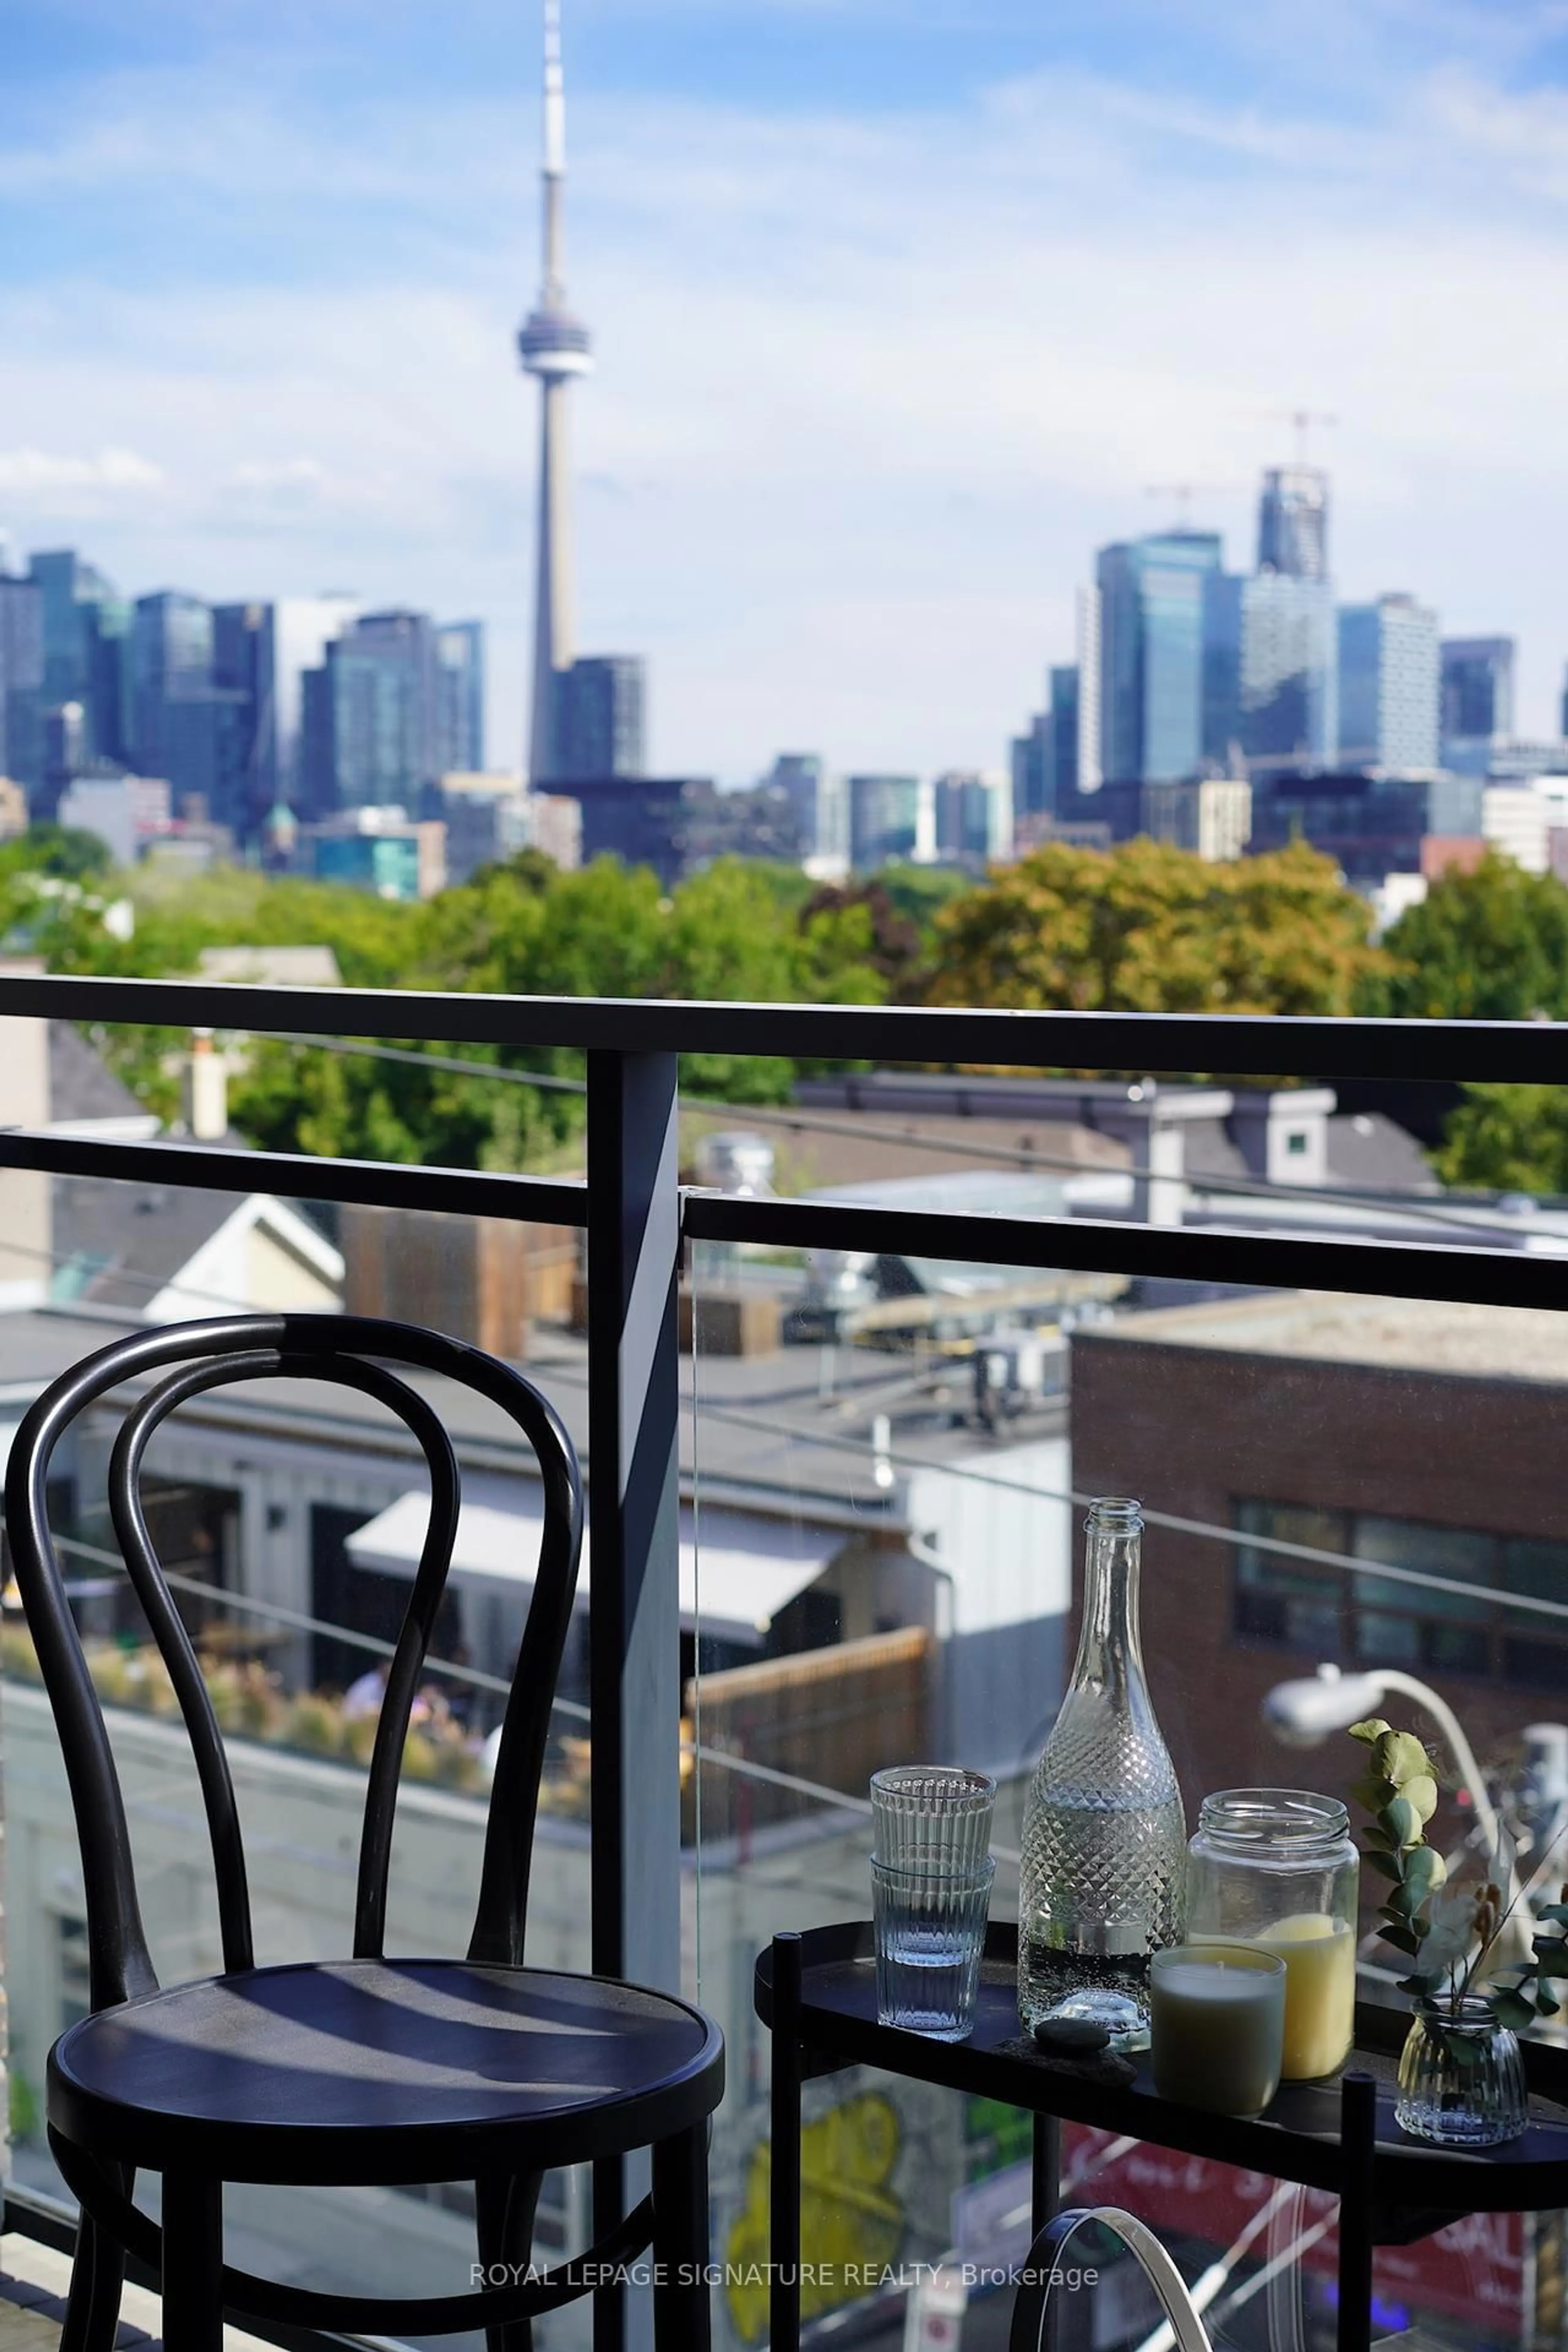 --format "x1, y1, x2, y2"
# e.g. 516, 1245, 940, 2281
870, 1765, 996, 1875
